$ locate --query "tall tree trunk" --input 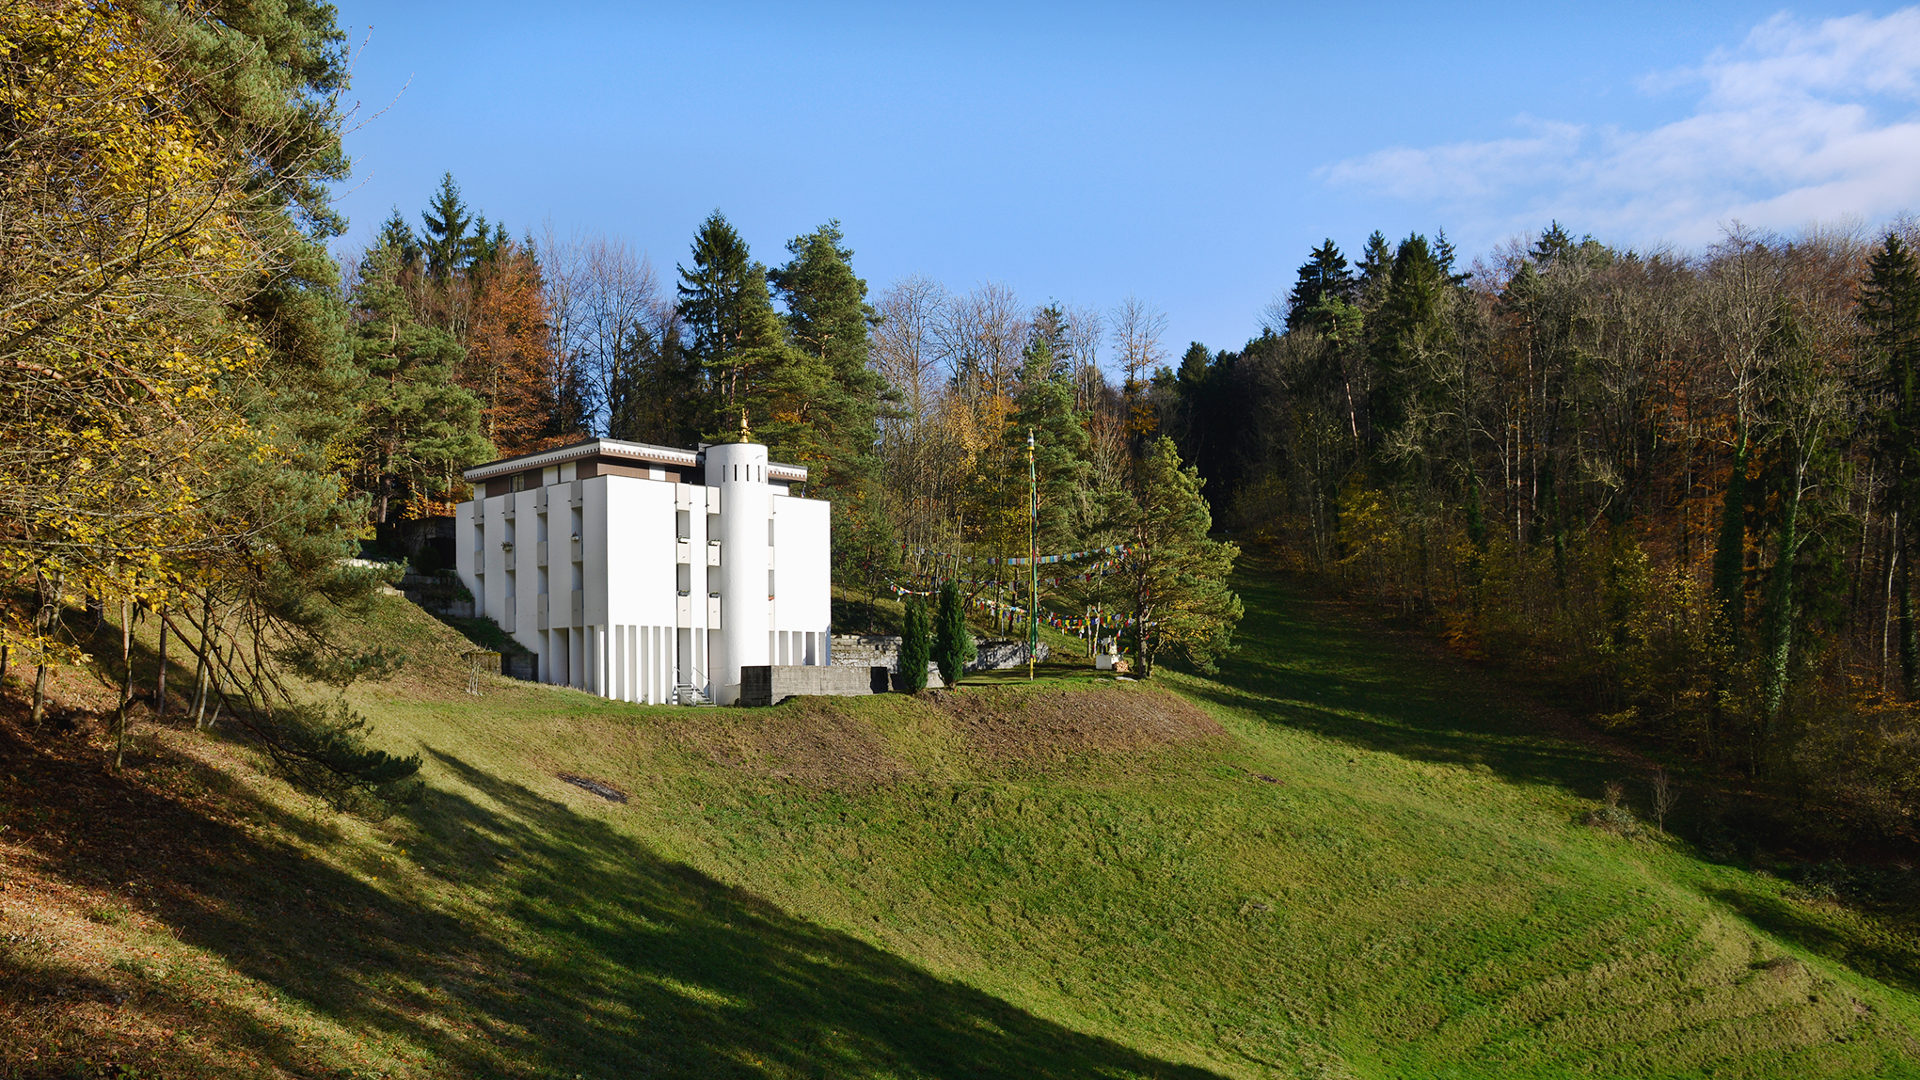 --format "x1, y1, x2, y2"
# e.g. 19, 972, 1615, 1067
1884, 510, 1899, 692
1713, 432, 1749, 645
31, 662, 48, 728
1903, 559, 1918, 701
114, 600, 133, 769
154, 607, 168, 718
1760, 474, 1801, 733
29, 571, 58, 728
